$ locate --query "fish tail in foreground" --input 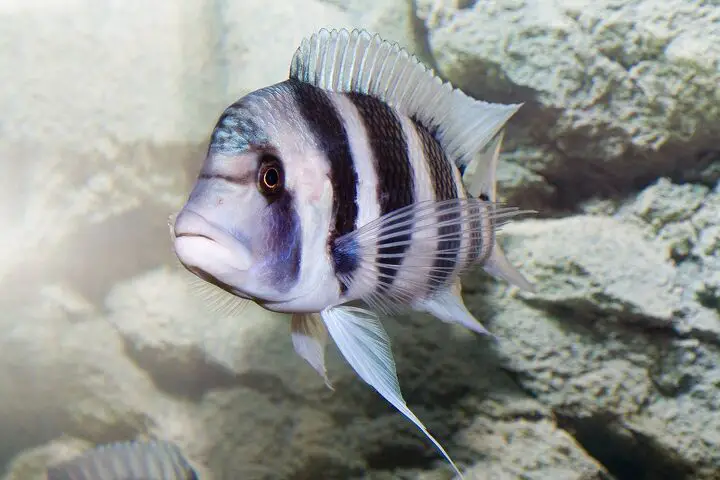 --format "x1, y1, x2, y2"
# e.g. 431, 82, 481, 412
290, 28, 536, 478
46, 439, 198, 480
